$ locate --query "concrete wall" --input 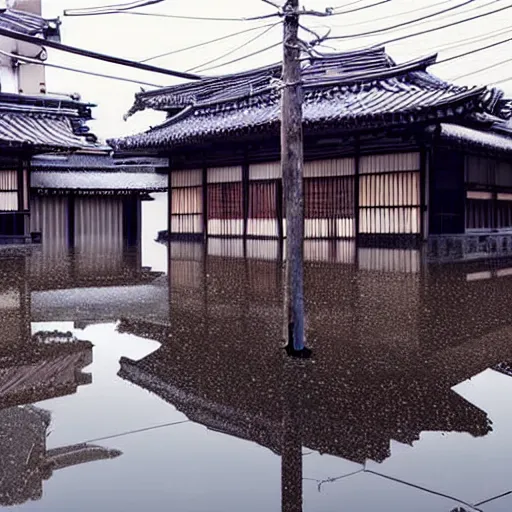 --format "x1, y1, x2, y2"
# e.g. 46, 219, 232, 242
0, 0, 46, 94
15, 0, 46, 94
